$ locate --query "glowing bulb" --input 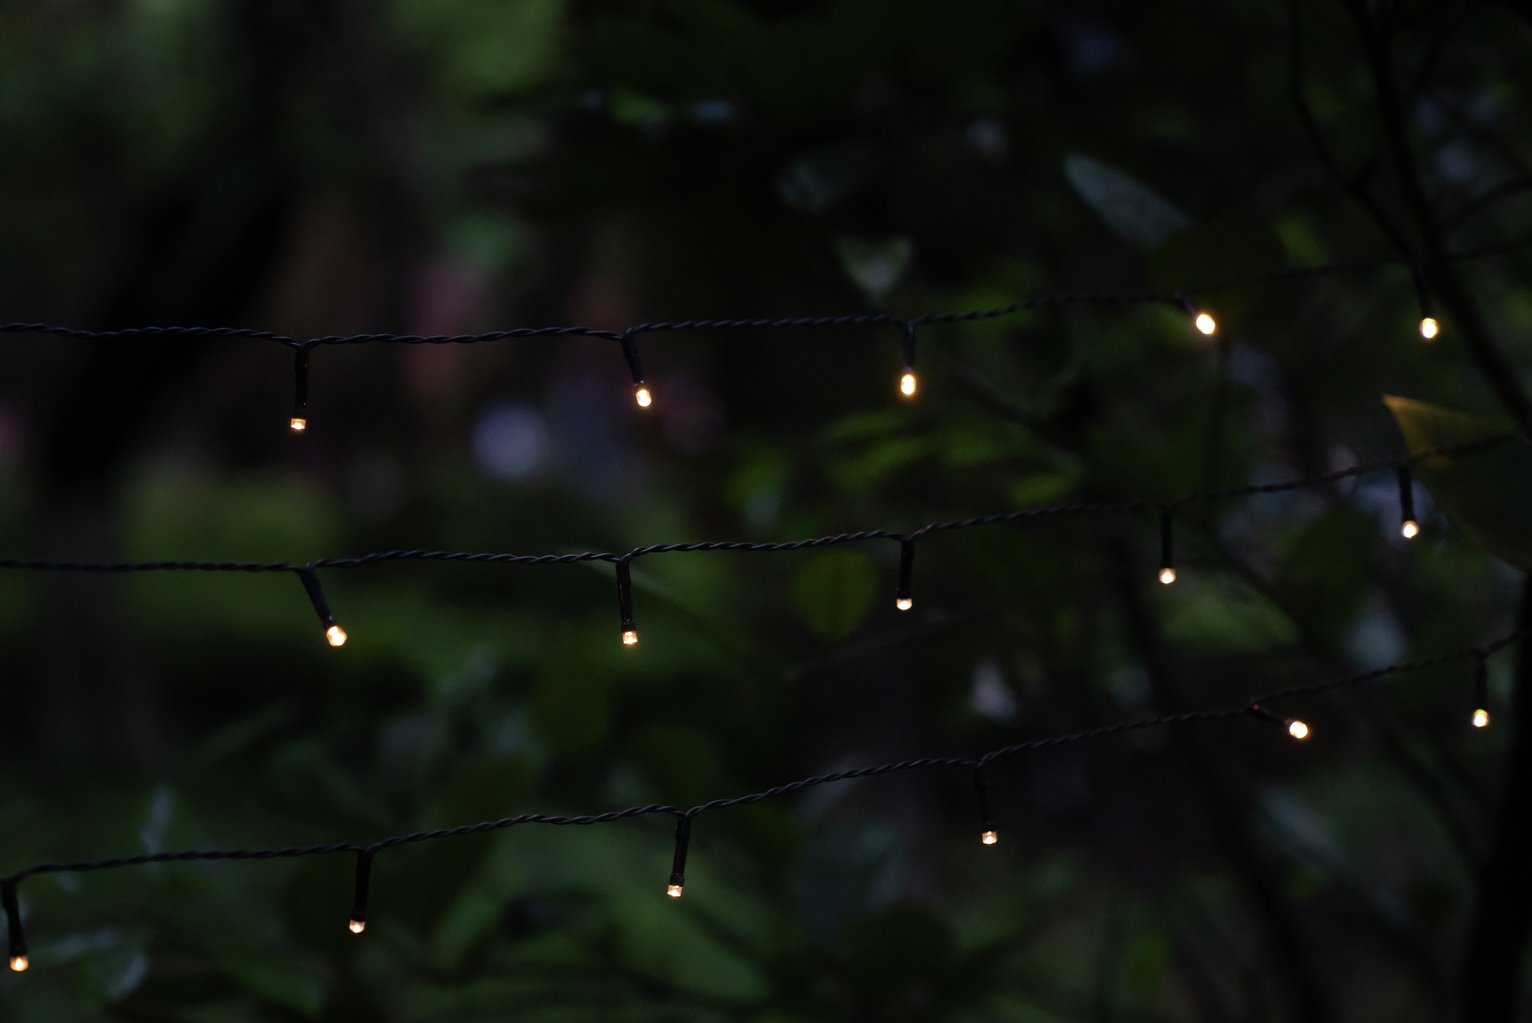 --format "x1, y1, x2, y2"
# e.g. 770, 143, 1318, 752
1194, 311, 1217, 336
348, 919, 366, 935
1158, 567, 1177, 586
8, 955, 26, 973
326, 624, 348, 647
621, 629, 639, 647
1473, 708, 1491, 729
896, 597, 913, 612
634, 385, 653, 409
1420, 316, 1439, 340
1401, 519, 1420, 540
1287, 718, 1310, 741
980, 830, 998, 846
666, 883, 683, 899
289, 417, 307, 432
899, 371, 918, 398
